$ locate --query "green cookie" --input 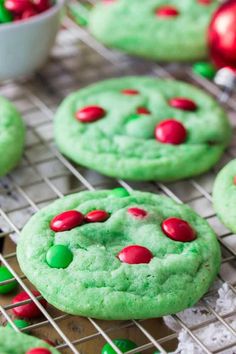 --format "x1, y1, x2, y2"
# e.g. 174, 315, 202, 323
0, 97, 25, 176
89, 0, 219, 62
54, 76, 231, 181
213, 159, 236, 233
0, 327, 59, 354
17, 189, 221, 320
